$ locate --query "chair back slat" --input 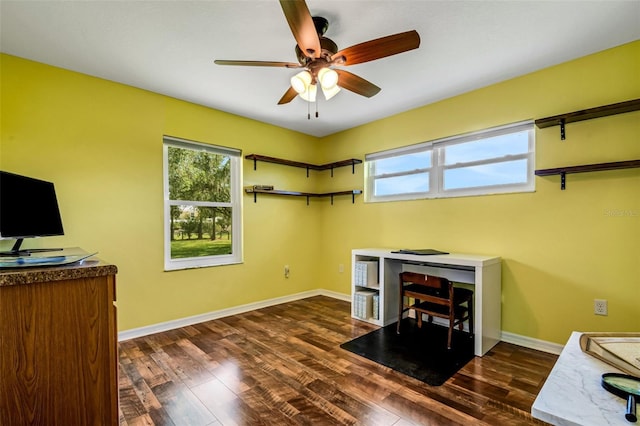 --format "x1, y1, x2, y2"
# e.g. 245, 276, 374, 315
400, 271, 452, 298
